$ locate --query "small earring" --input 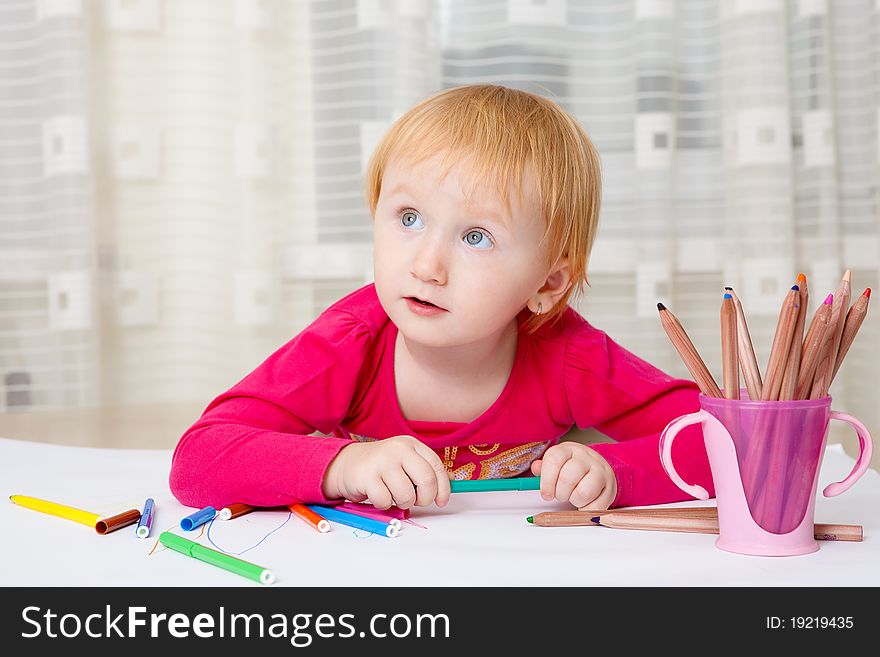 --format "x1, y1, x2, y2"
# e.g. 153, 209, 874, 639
535, 302, 543, 316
